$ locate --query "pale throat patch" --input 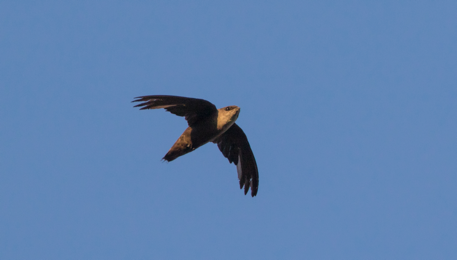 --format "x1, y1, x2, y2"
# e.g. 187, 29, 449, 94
216, 110, 239, 131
